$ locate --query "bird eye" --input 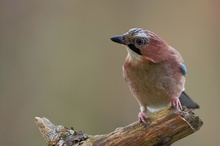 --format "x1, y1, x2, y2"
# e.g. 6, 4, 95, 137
134, 37, 147, 46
